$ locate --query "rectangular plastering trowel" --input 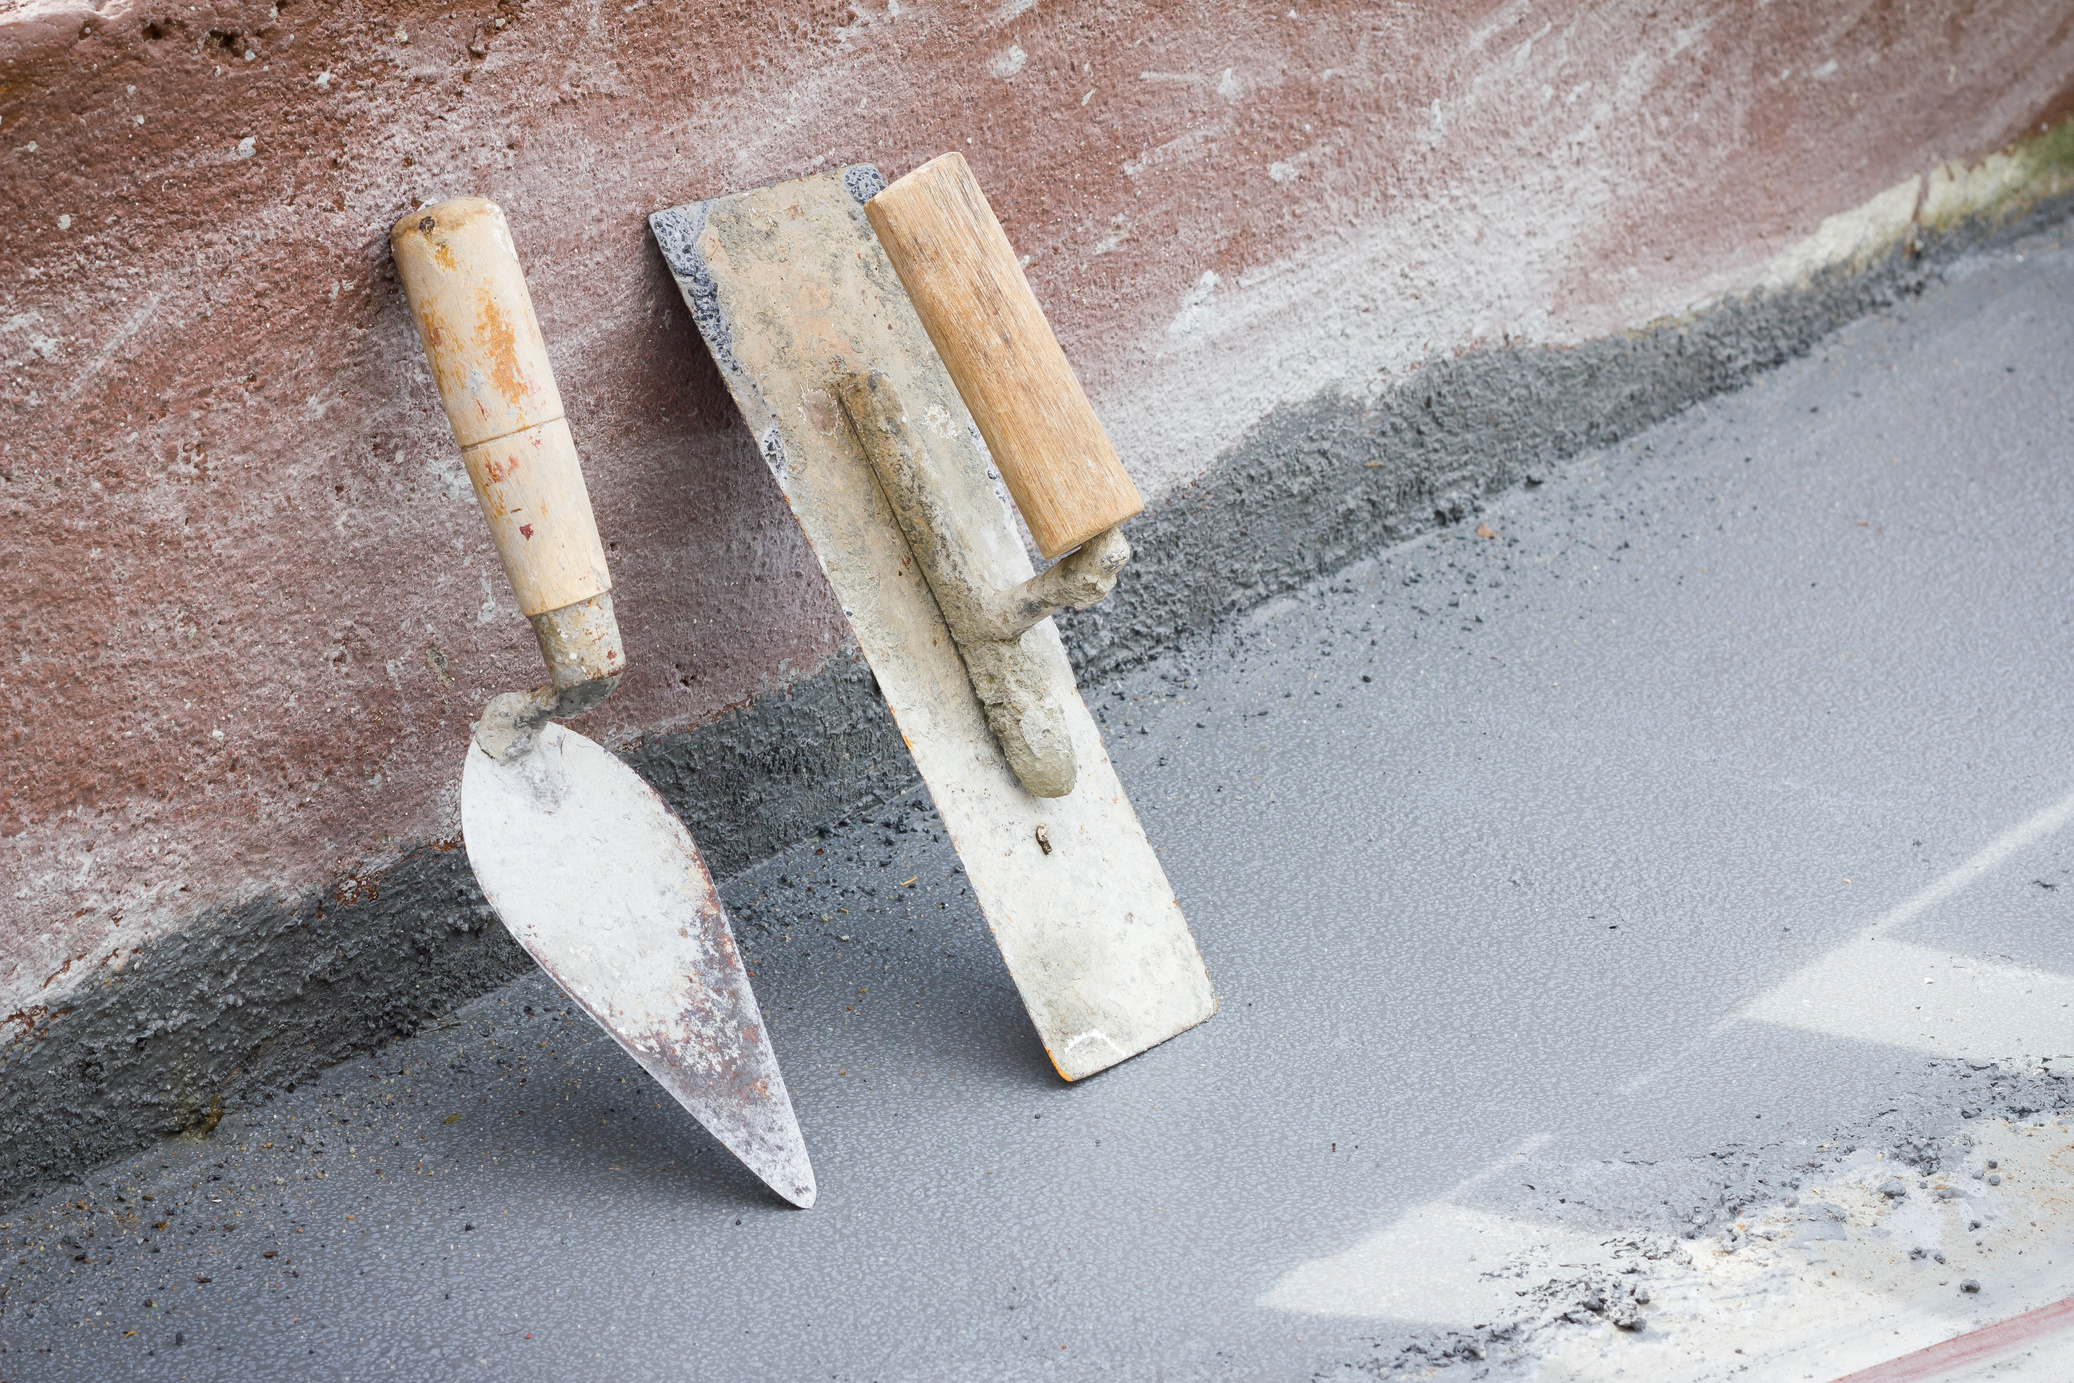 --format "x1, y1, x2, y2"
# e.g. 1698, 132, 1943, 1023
390, 199, 815, 1206
649, 154, 1217, 1080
